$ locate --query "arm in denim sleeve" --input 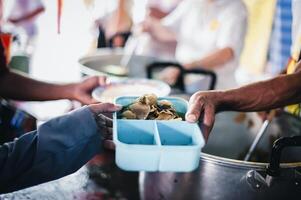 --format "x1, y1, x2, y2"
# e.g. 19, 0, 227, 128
0, 106, 101, 193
